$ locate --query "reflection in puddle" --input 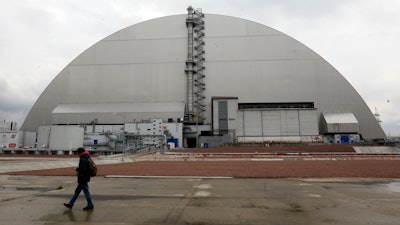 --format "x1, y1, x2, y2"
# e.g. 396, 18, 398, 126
41, 209, 94, 223
63, 210, 76, 222
62, 209, 93, 222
